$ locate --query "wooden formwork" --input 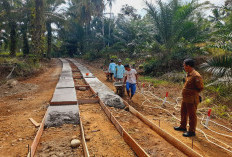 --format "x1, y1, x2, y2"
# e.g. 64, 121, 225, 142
27, 110, 48, 157
73, 76, 83, 79
70, 59, 149, 157
70, 59, 204, 157
28, 59, 89, 157
79, 112, 90, 157
75, 85, 90, 90
50, 101, 78, 105
98, 100, 149, 157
